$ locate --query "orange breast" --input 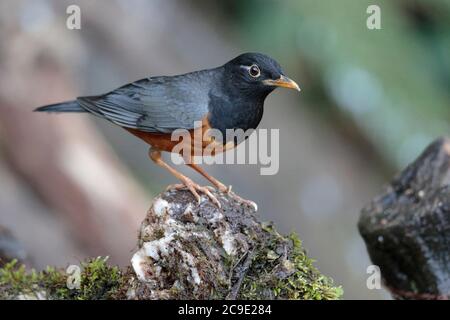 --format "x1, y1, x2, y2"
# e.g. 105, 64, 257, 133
124, 117, 235, 156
